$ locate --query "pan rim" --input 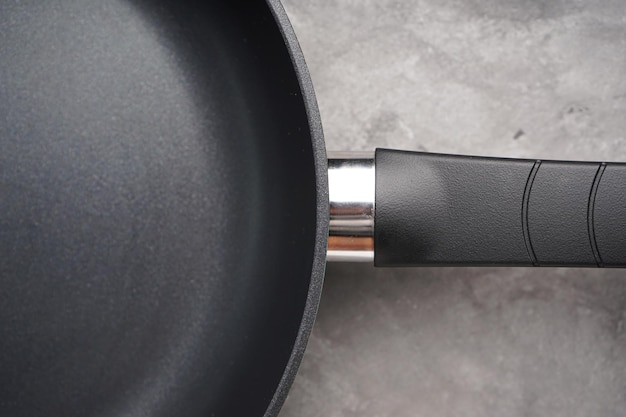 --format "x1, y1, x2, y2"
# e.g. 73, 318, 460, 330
263, 1, 329, 416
